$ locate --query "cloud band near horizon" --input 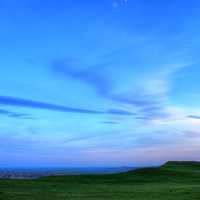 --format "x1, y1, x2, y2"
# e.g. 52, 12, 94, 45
0, 95, 135, 116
